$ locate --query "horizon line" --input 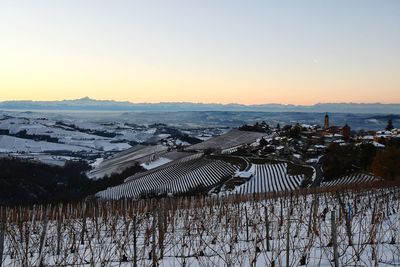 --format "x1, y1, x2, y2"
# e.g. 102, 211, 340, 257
1, 96, 400, 106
